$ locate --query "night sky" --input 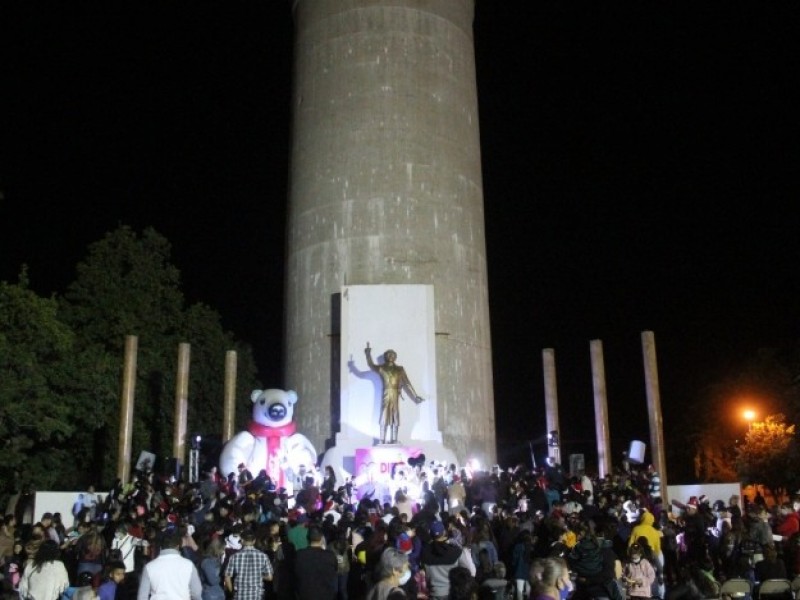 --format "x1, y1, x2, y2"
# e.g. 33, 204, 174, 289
5, 3, 799, 477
